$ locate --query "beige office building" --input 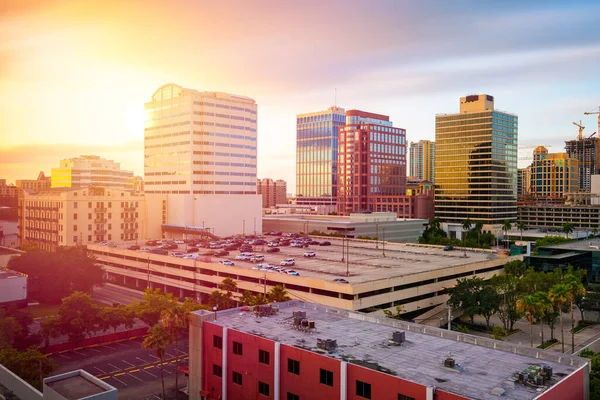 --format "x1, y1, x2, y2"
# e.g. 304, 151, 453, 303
16, 171, 51, 193
257, 178, 287, 208
435, 94, 518, 226
18, 187, 145, 251
409, 140, 435, 183
51, 156, 134, 191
